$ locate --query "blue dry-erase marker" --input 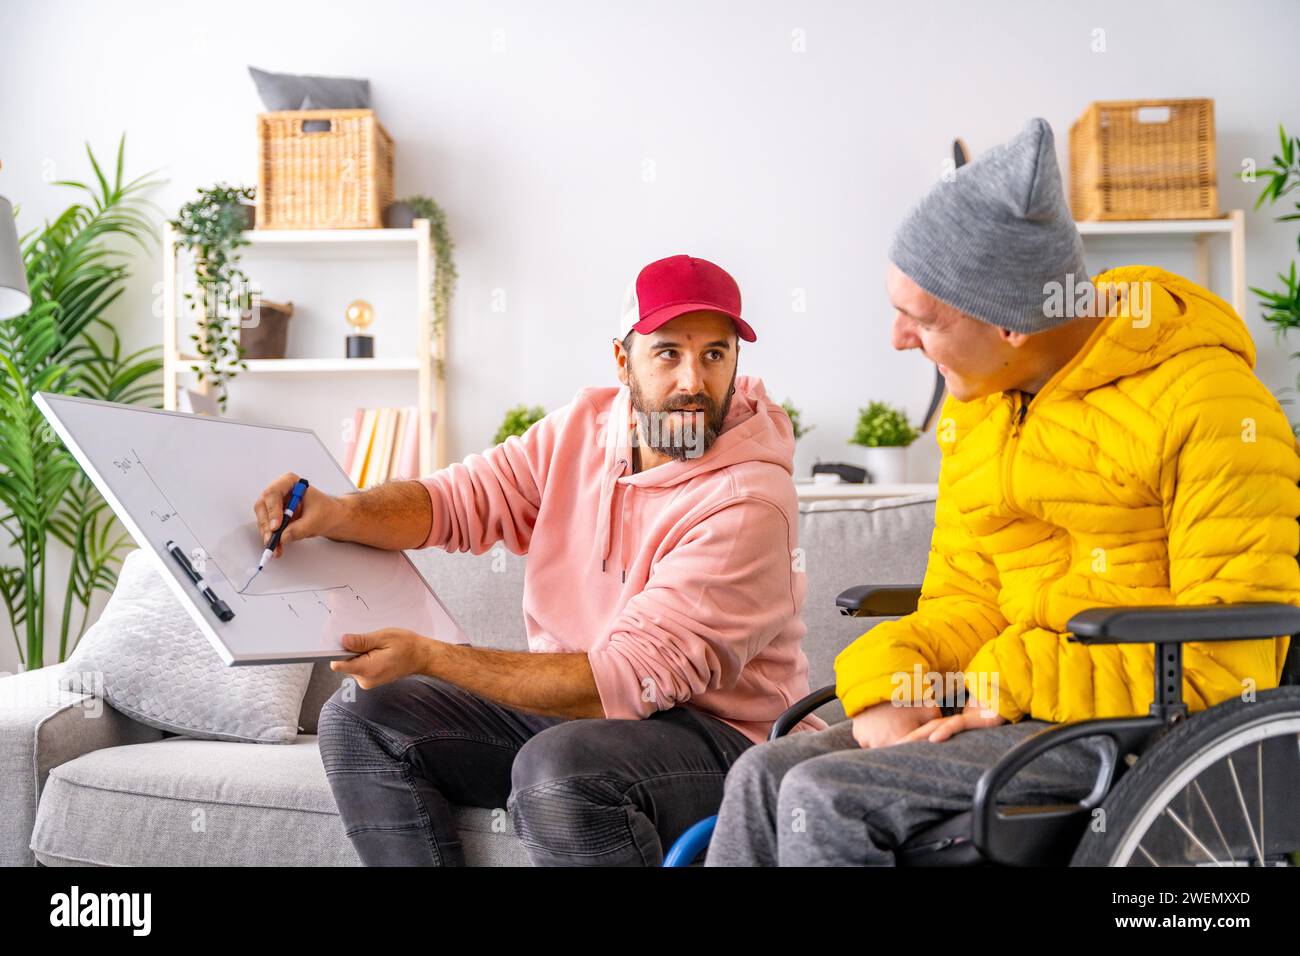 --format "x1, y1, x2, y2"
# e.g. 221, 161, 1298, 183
260, 477, 309, 570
